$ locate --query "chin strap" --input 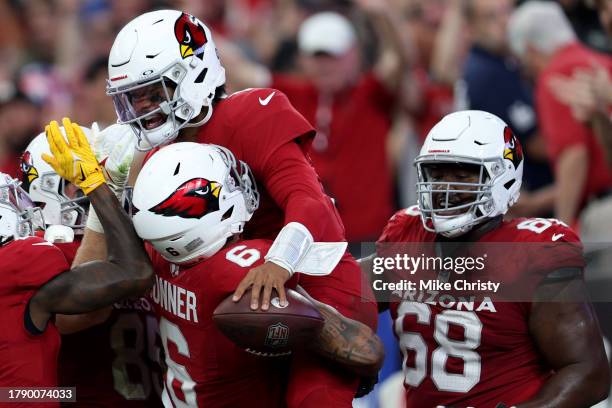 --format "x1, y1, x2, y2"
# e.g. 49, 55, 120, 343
184, 100, 214, 128
265, 222, 347, 277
